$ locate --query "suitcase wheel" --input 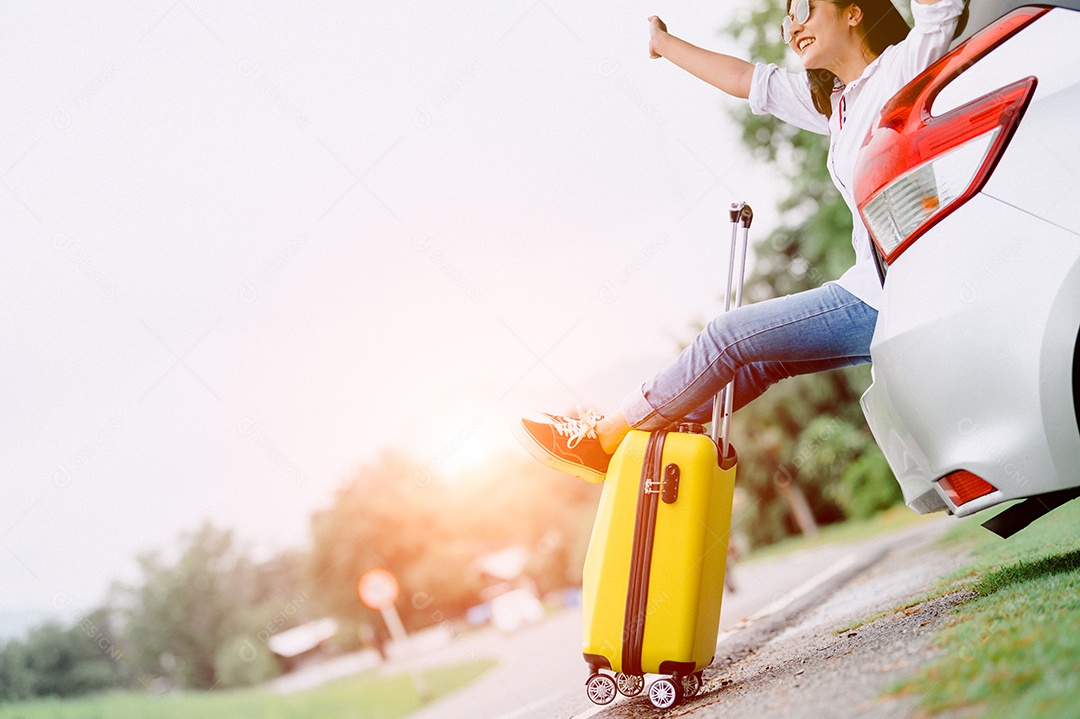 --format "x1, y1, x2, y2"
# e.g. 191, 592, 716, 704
648, 677, 683, 709
682, 671, 703, 698
585, 673, 617, 706
615, 672, 644, 697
